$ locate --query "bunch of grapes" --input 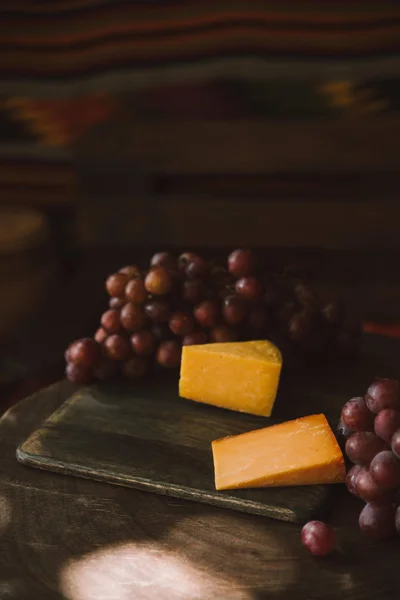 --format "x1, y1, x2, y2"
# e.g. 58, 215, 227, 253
65, 248, 361, 384
339, 378, 400, 540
